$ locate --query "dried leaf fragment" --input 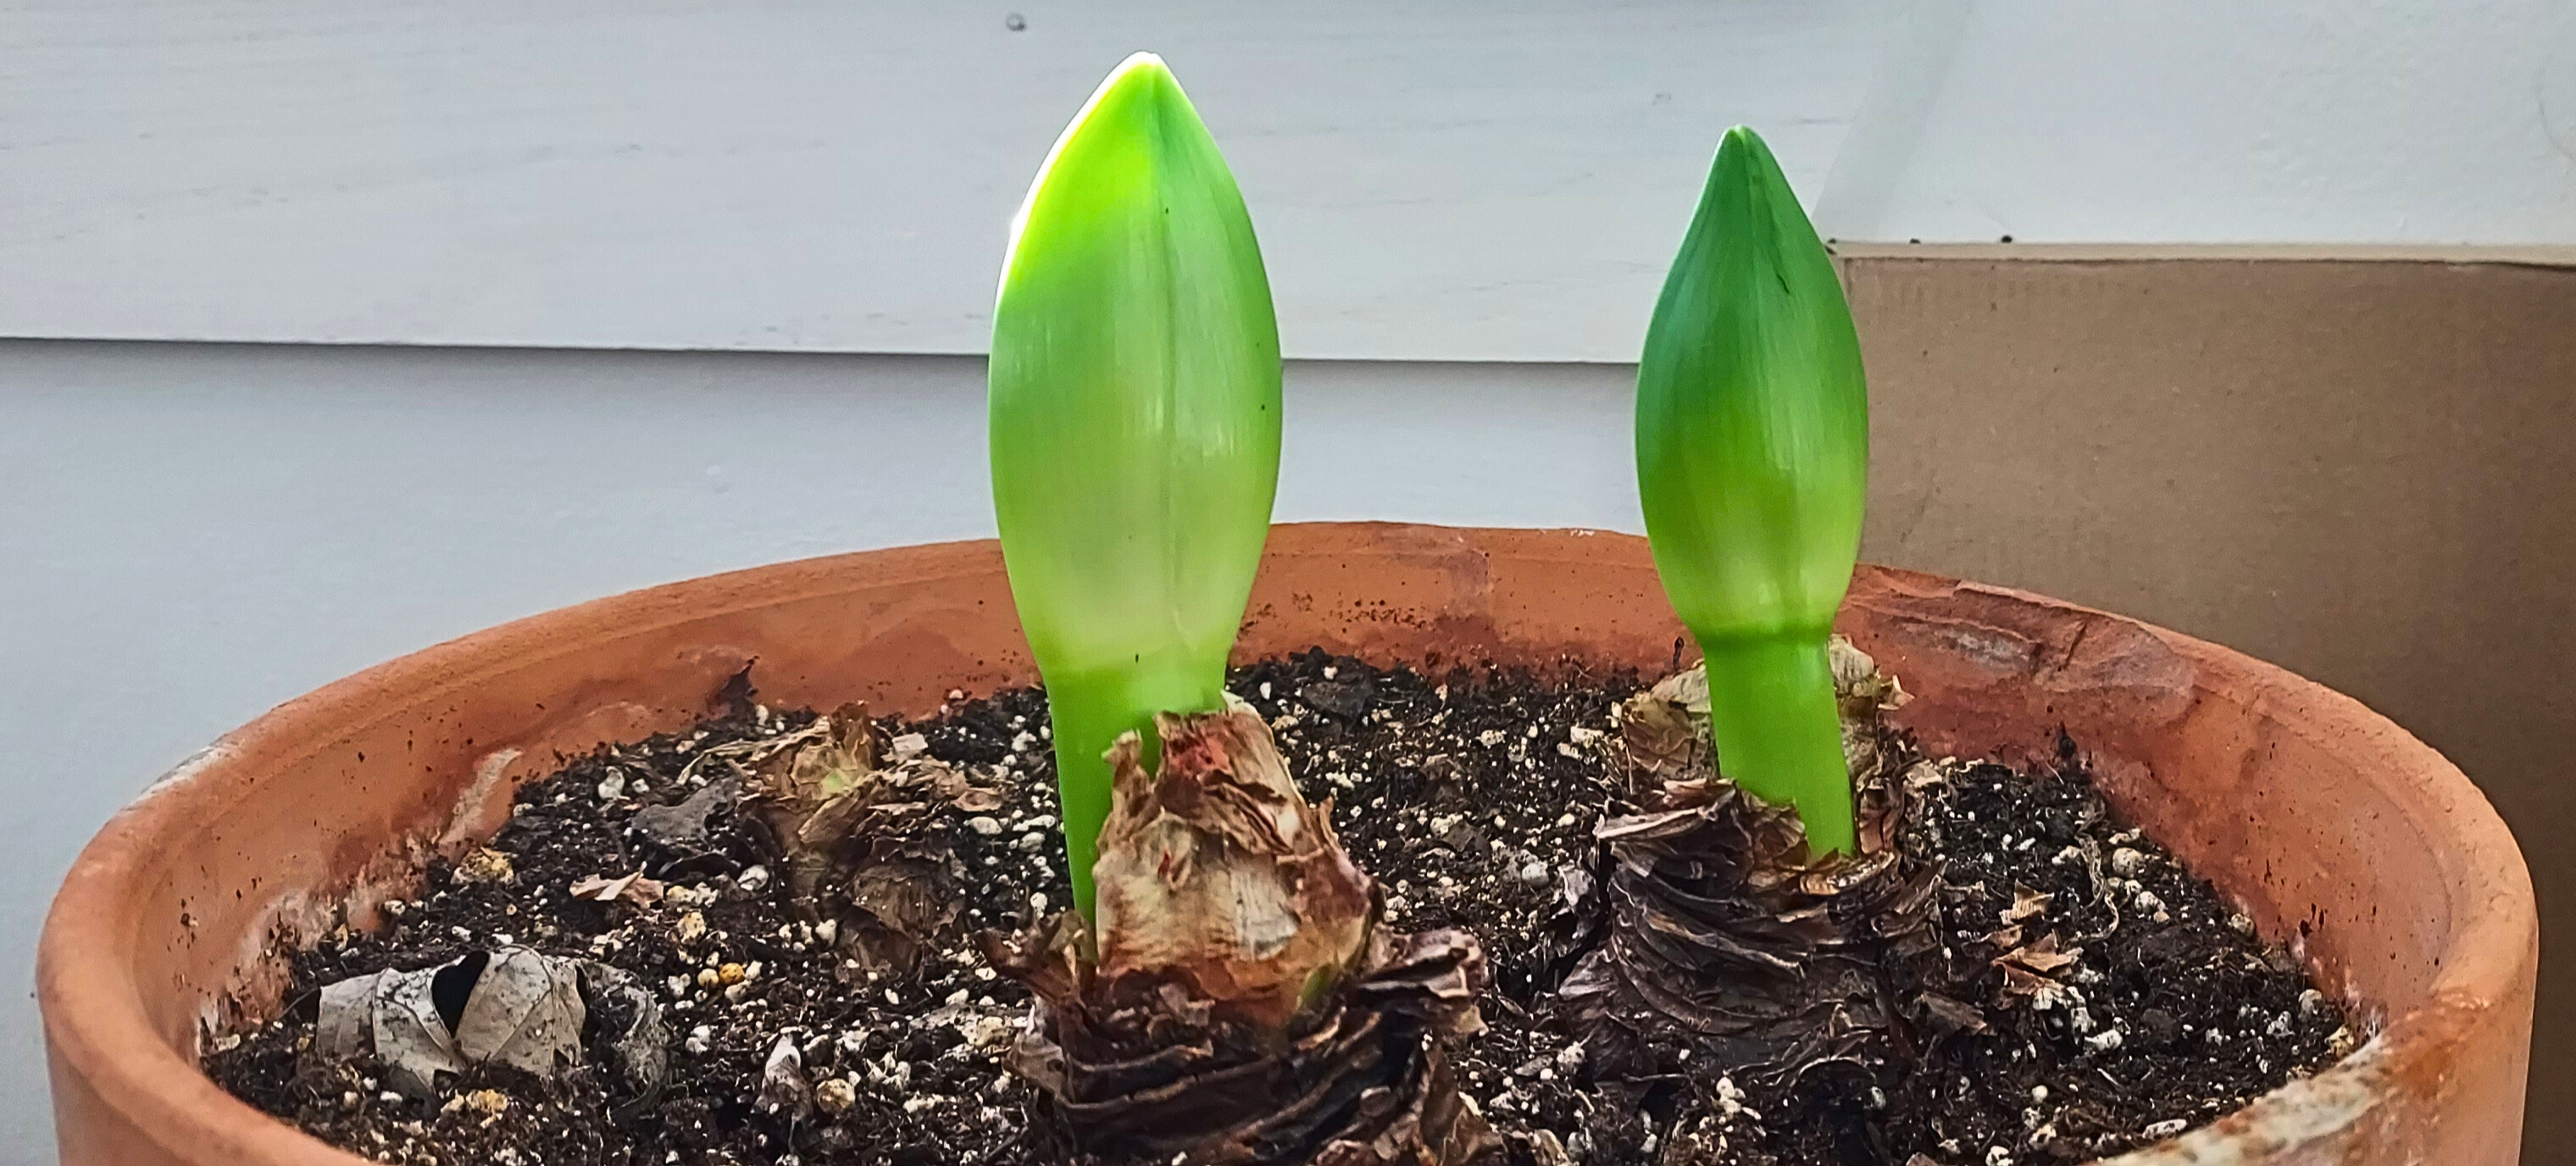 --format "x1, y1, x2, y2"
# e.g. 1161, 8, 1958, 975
453, 847, 516, 886
313, 958, 462, 1099
2002, 882, 2054, 924
569, 869, 665, 905
1829, 637, 1907, 713
752, 704, 880, 813
1996, 934, 2086, 1013
735, 702, 977, 972
758, 1032, 808, 1116
1910, 991, 1990, 1036
578, 961, 670, 1098
455, 947, 585, 1073
310, 947, 591, 1100
841, 836, 964, 973
1996, 932, 2080, 975
630, 775, 738, 848
2000, 963, 2079, 1011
